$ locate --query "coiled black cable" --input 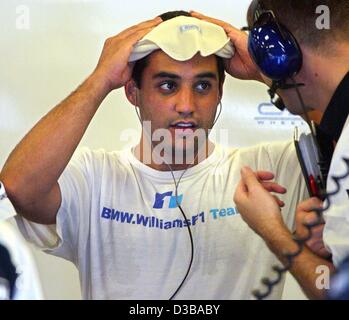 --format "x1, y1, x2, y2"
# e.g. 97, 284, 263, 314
252, 75, 349, 299
253, 157, 349, 299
